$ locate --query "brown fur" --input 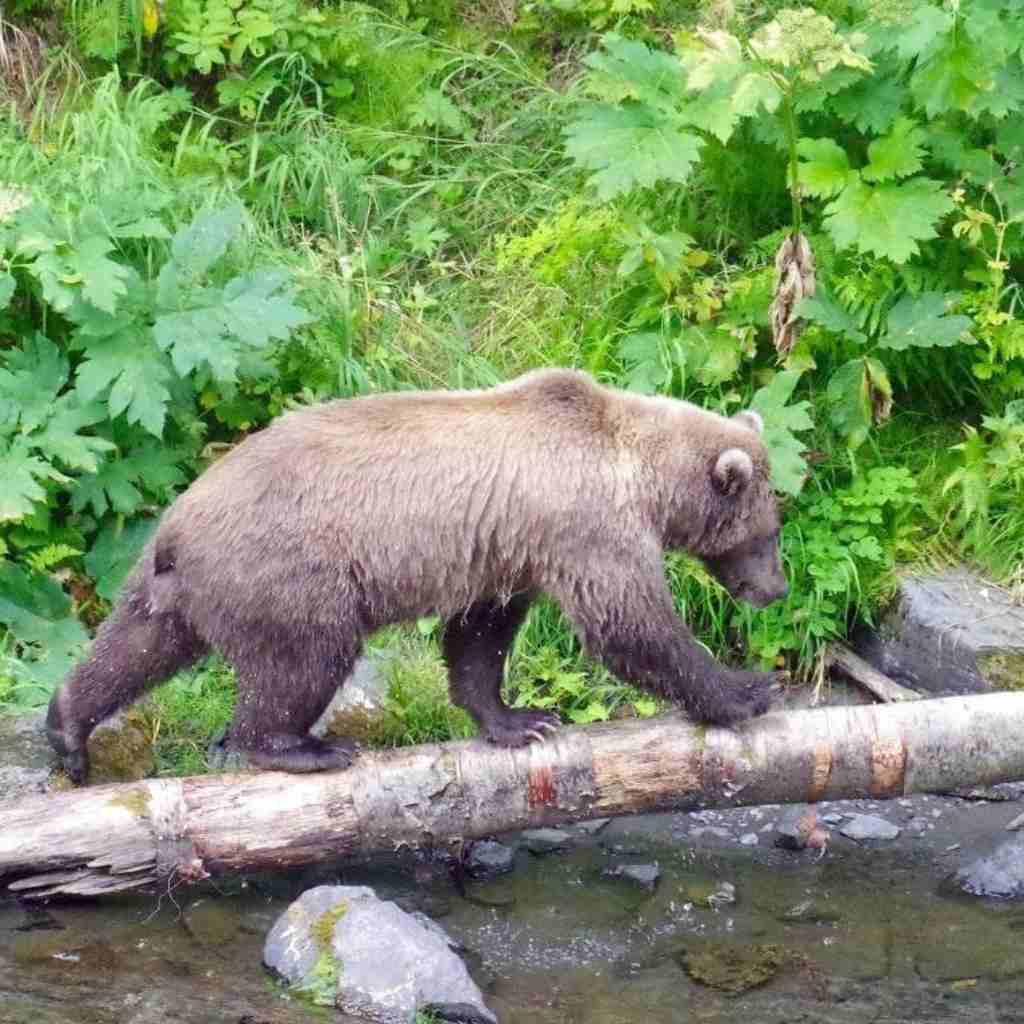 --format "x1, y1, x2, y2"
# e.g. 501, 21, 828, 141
47, 369, 787, 782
